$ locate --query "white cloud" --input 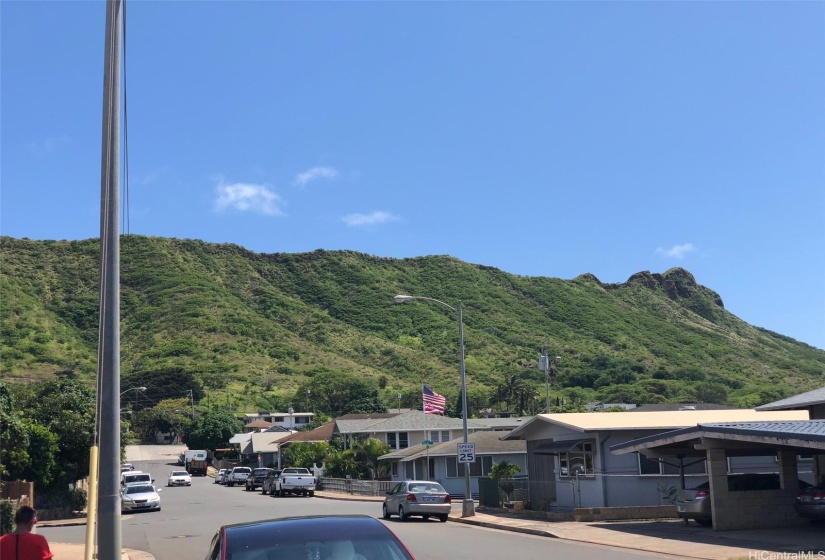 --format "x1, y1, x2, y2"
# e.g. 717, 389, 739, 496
294, 166, 339, 187
27, 134, 71, 156
655, 243, 696, 259
341, 211, 400, 227
214, 181, 285, 216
